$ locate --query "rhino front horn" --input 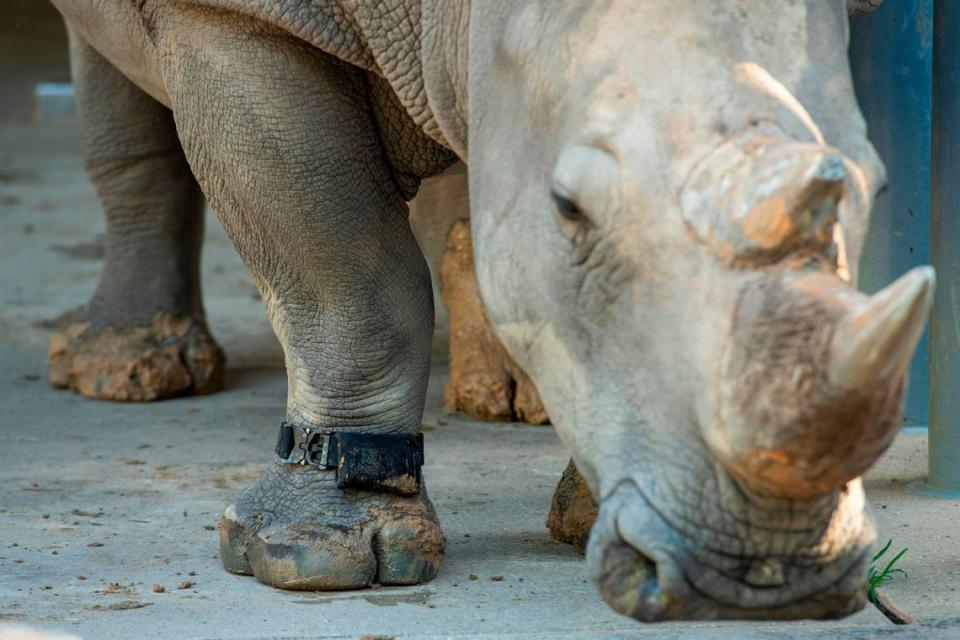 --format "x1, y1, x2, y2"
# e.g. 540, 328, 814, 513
830, 266, 935, 391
